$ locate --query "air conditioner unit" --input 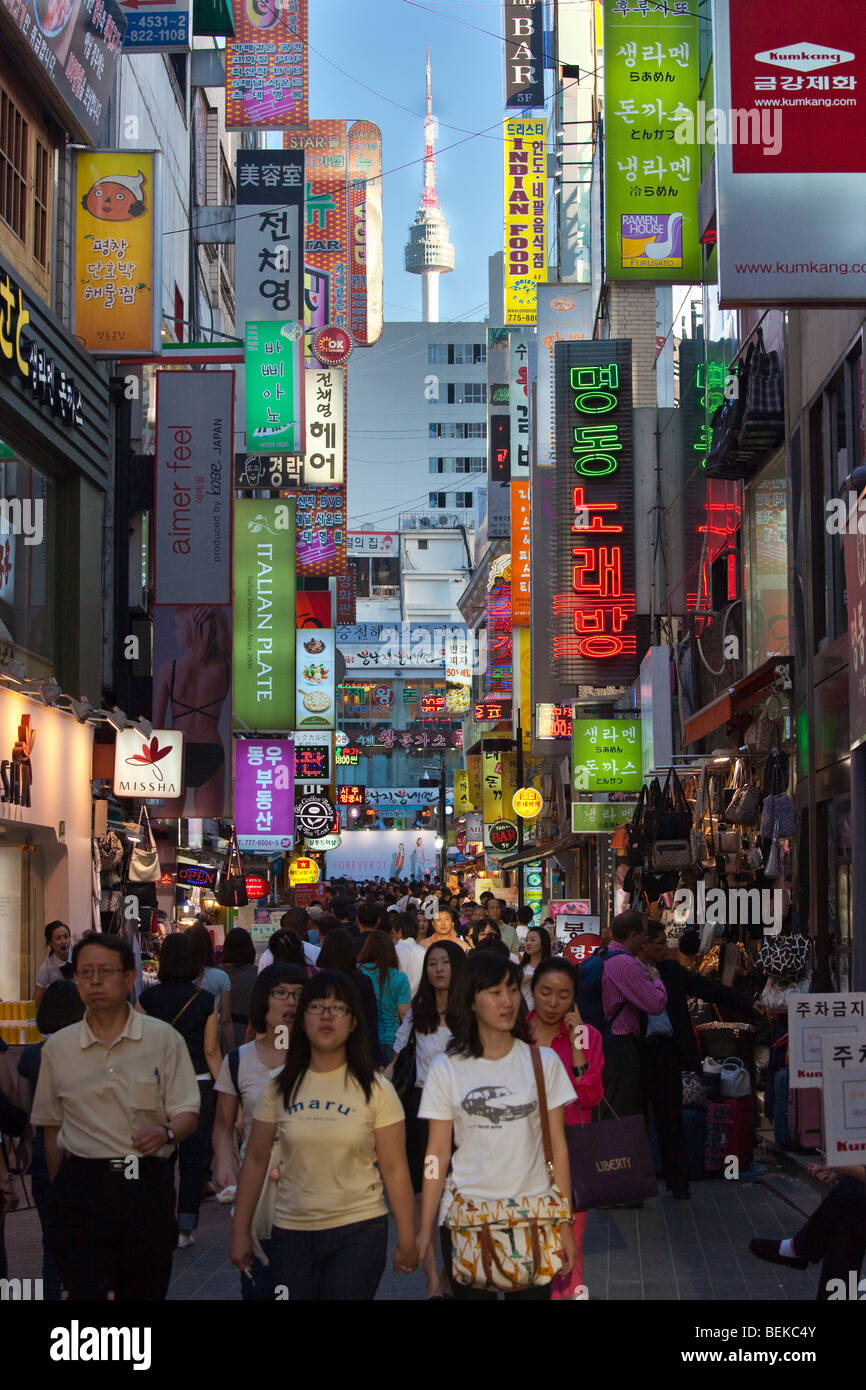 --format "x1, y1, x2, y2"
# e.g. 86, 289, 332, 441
438, 515, 451, 527
419, 517, 432, 528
